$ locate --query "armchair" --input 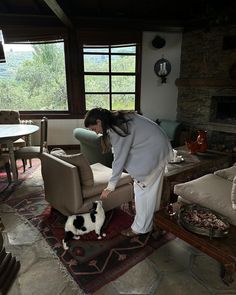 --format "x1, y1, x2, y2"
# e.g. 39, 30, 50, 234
41, 152, 133, 216
157, 119, 182, 148
73, 128, 113, 167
